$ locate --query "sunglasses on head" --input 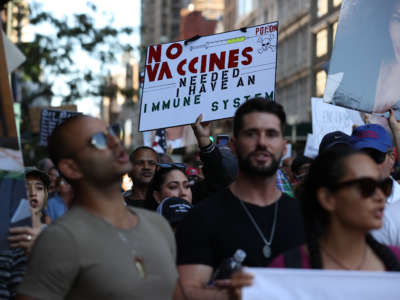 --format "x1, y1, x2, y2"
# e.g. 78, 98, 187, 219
157, 162, 186, 170
333, 177, 393, 198
89, 126, 119, 150
362, 148, 387, 164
